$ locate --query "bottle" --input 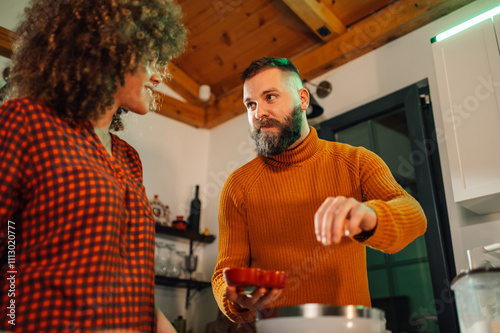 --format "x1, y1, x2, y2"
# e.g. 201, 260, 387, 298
173, 315, 186, 333
187, 185, 201, 233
